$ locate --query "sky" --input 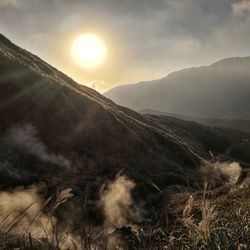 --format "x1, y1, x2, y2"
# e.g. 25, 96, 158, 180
0, 0, 250, 92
